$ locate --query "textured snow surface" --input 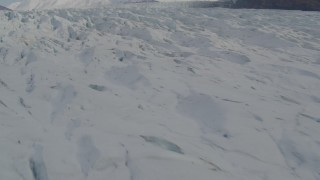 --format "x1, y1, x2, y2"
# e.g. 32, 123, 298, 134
0, 6, 320, 180
8, 0, 219, 10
